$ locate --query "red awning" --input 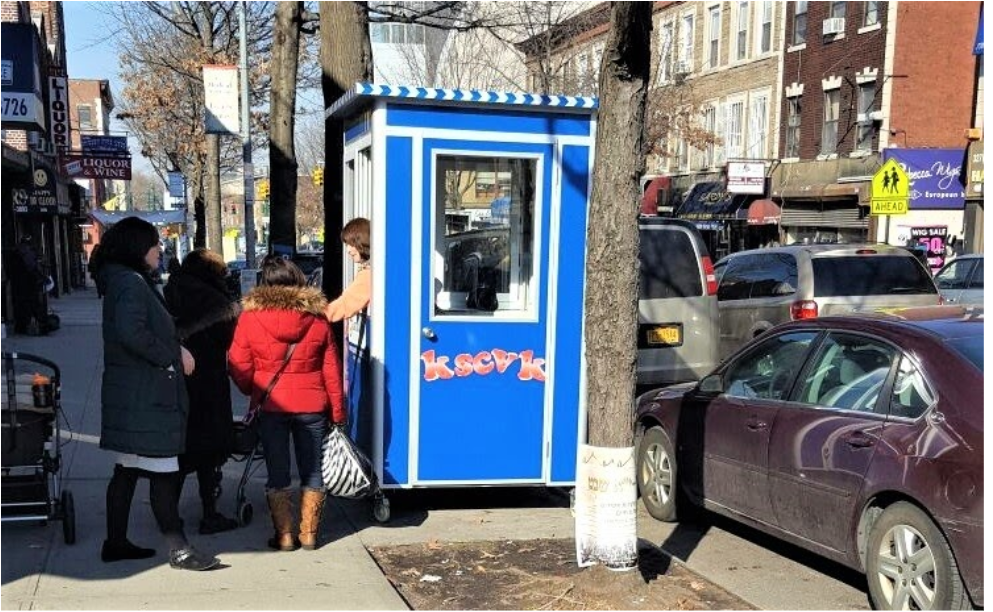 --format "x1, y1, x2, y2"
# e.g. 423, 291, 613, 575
747, 199, 781, 225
